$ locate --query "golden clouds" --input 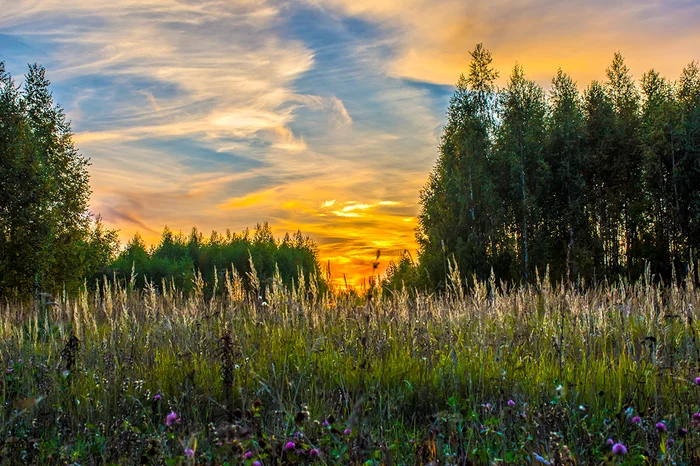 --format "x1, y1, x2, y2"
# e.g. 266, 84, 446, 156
314, 0, 700, 86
